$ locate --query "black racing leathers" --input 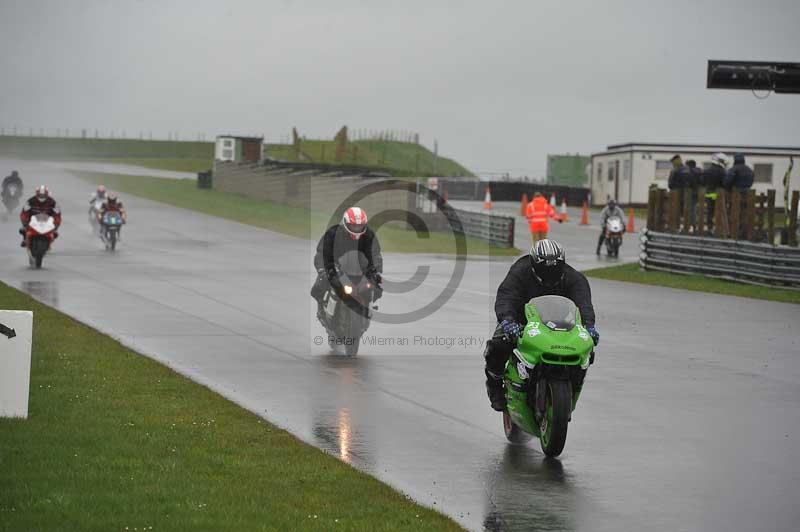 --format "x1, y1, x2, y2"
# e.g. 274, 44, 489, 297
494, 257, 595, 326
485, 256, 595, 380
311, 225, 383, 301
